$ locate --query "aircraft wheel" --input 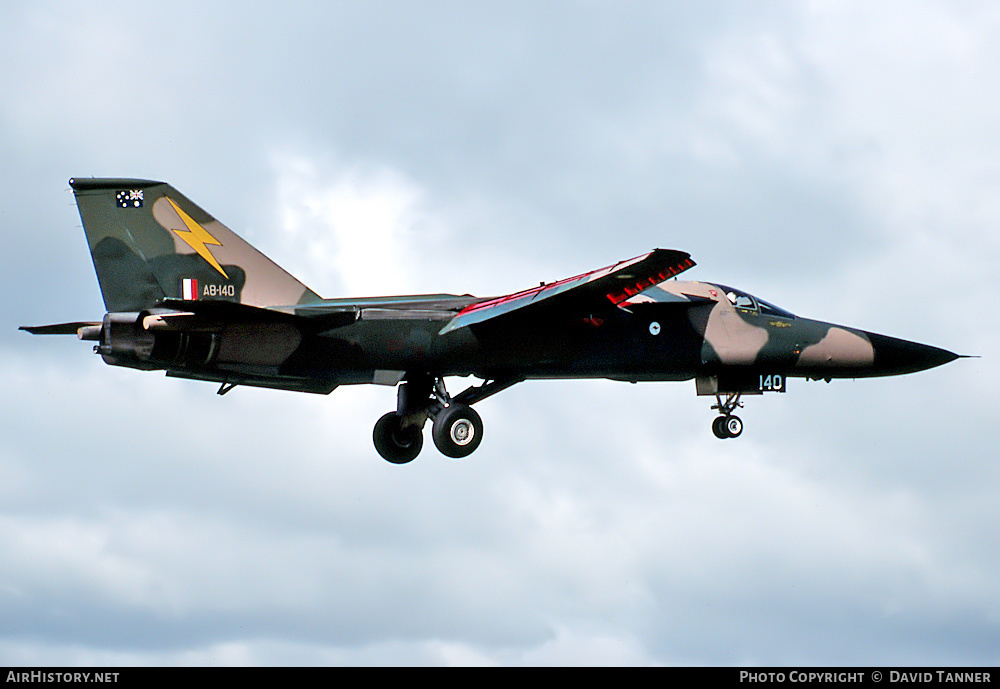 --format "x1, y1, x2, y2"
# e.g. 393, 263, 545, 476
712, 416, 729, 439
432, 404, 483, 458
712, 415, 743, 439
725, 415, 743, 438
373, 412, 423, 464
